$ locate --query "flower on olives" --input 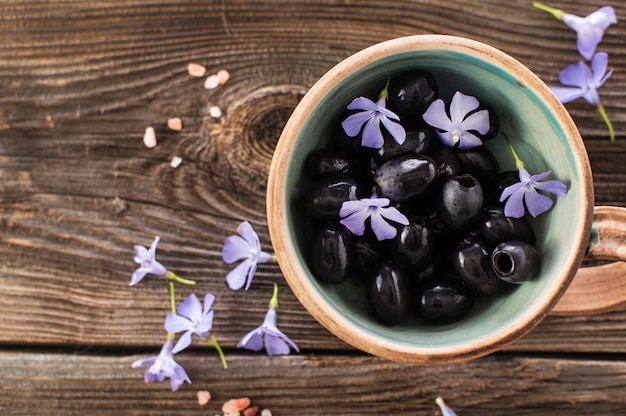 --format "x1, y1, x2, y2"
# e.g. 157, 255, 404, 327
306, 177, 367, 219
491, 240, 540, 284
